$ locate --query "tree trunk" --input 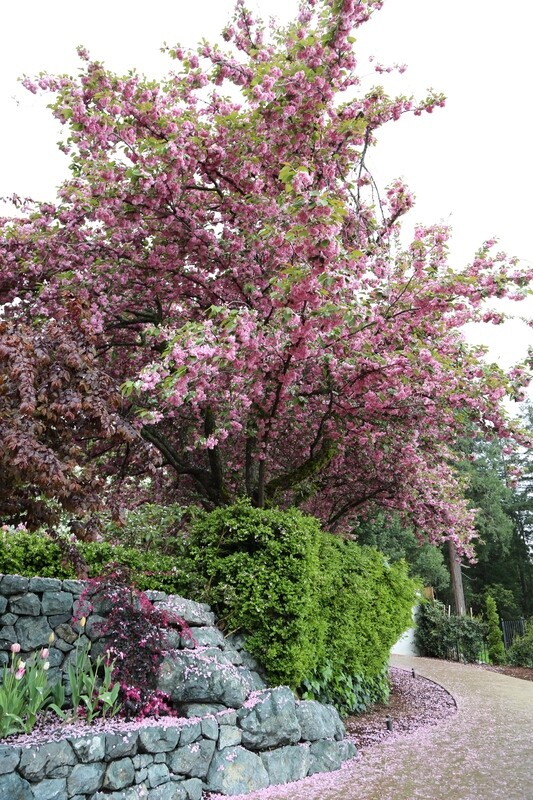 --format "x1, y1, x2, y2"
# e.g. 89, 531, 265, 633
448, 540, 466, 616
